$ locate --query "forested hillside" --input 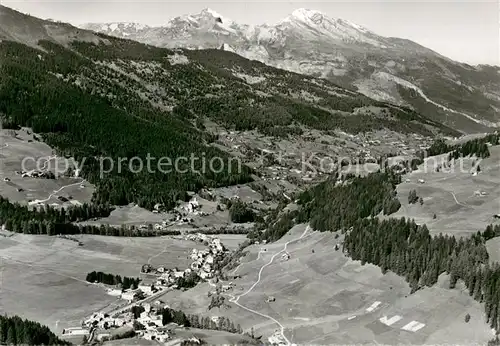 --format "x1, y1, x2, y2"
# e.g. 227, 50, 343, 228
0, 4, 458, 210
426, 134, 499, 159
0, 196, 180, 236
298, 170, 402, 231
343, 218, 500, 332
0, 315, 70, 345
